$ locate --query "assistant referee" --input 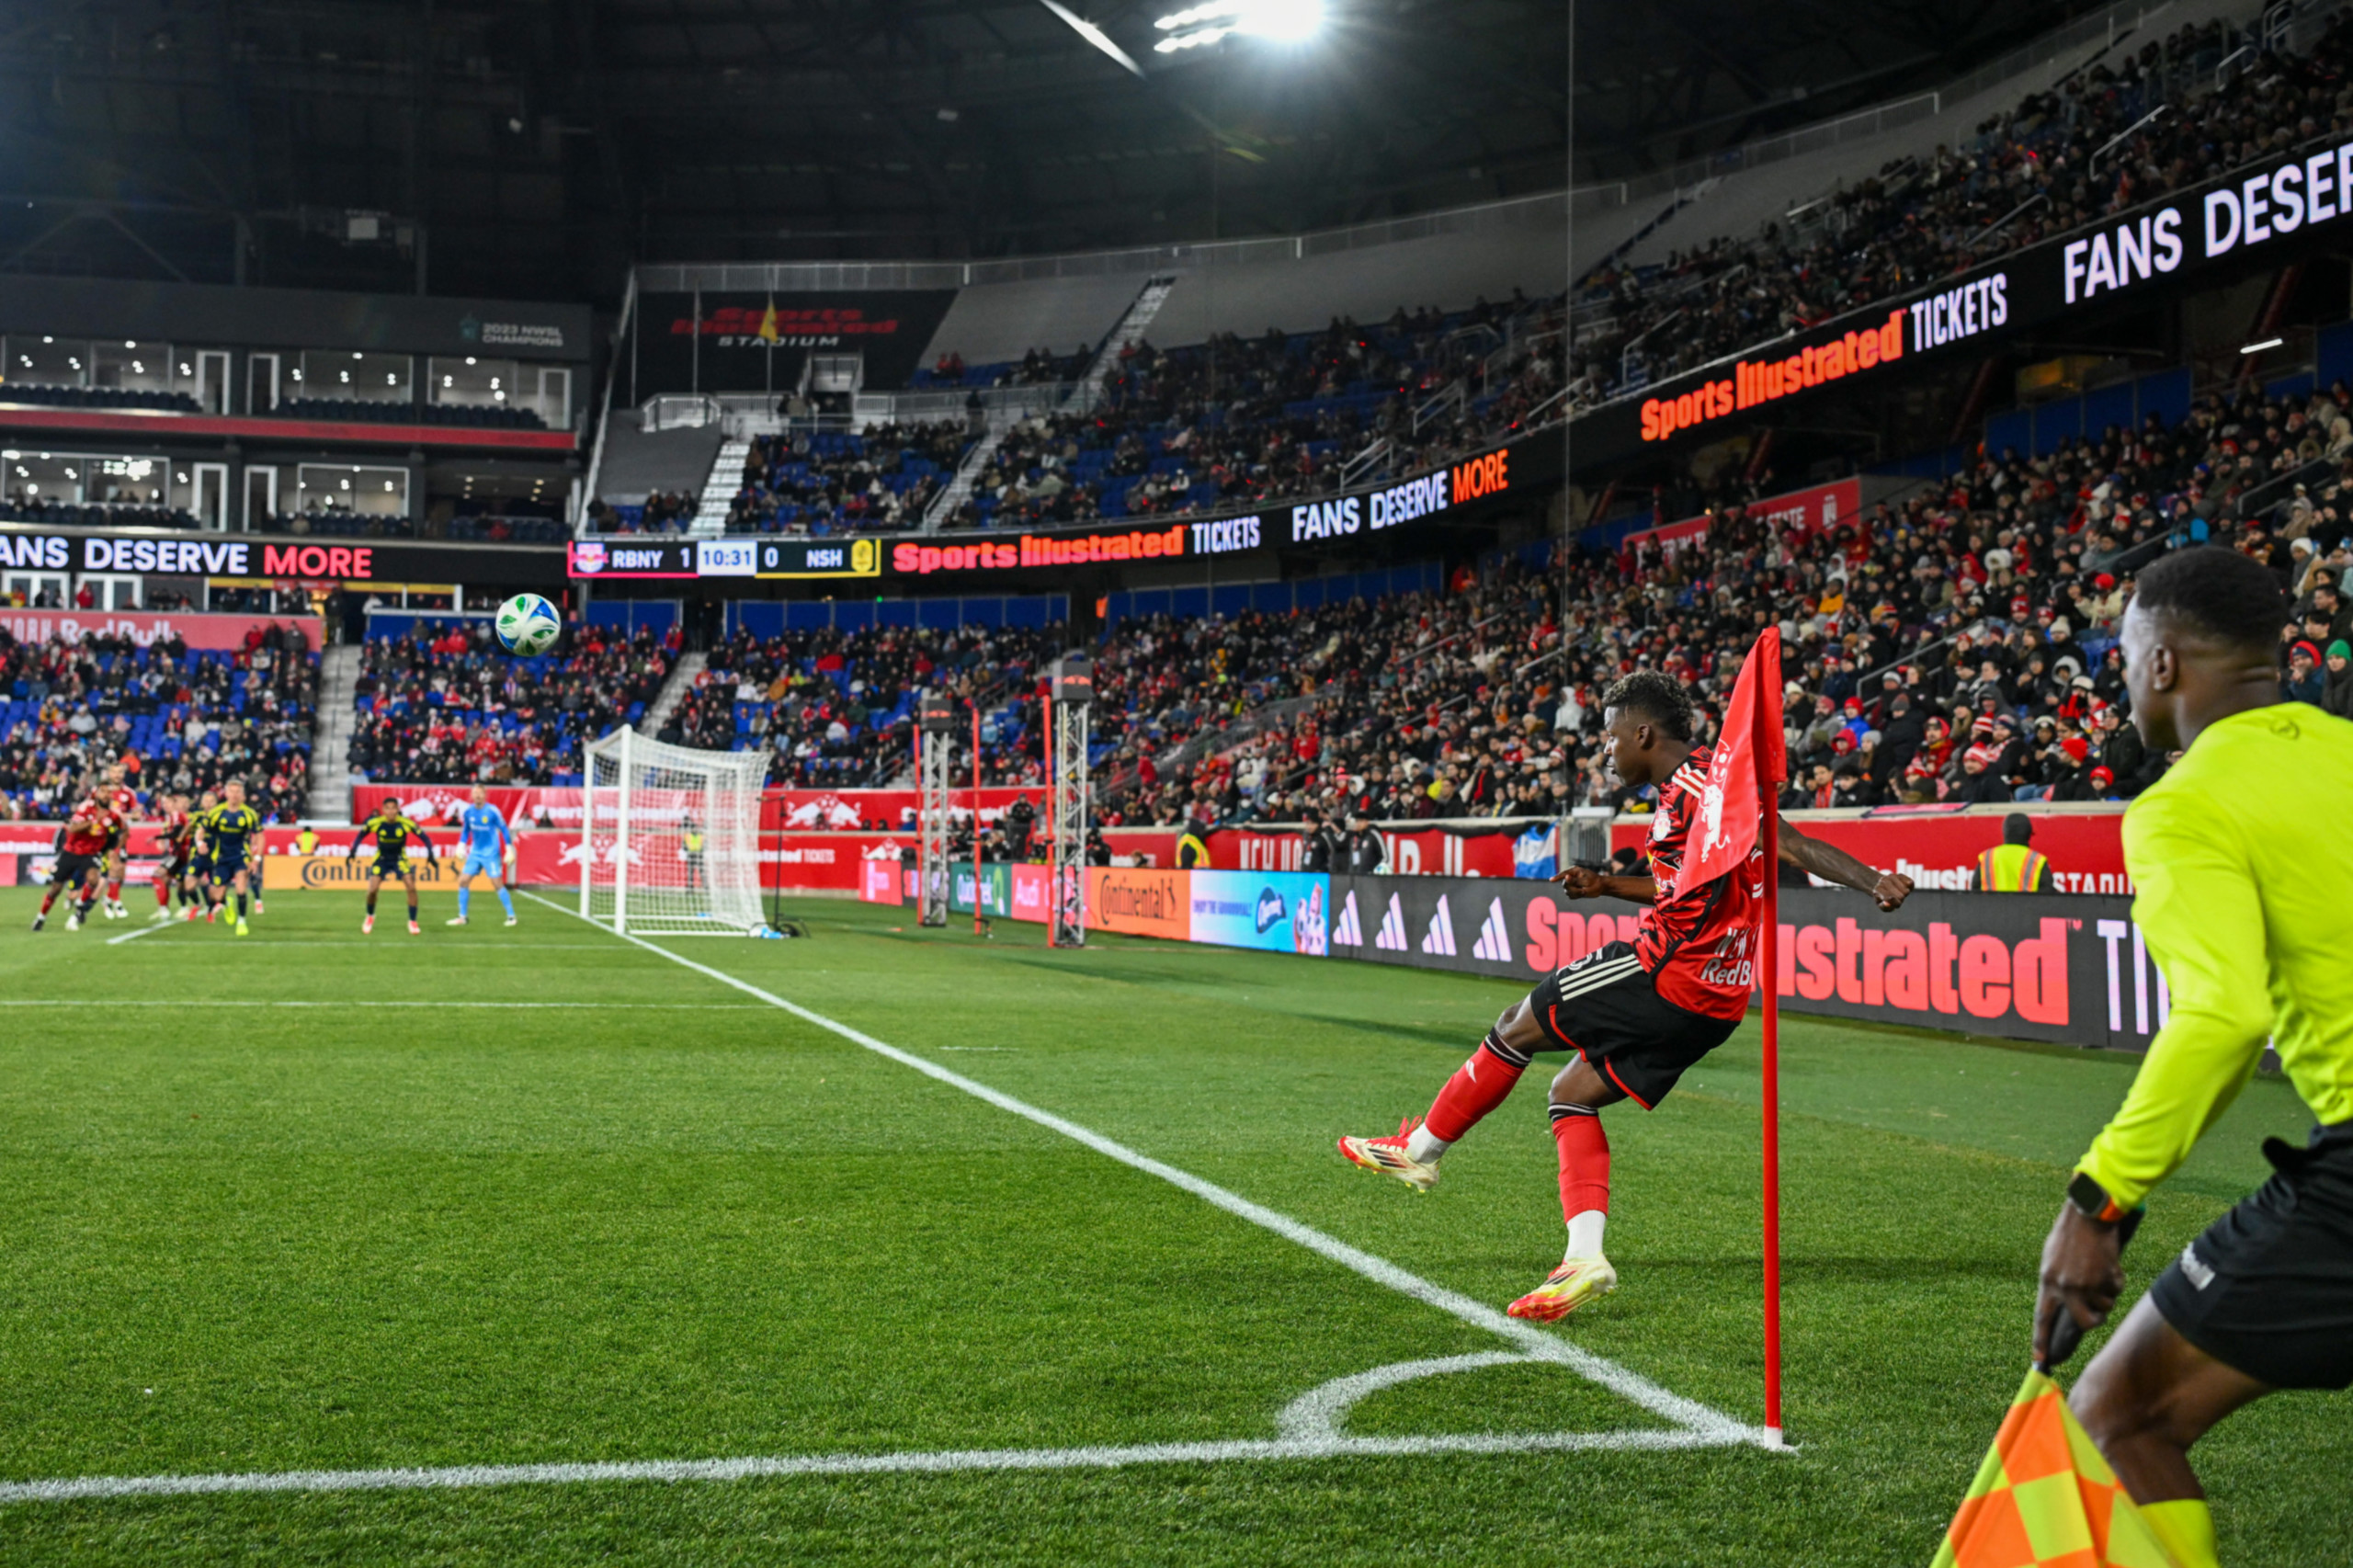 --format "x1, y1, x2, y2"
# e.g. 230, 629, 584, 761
2036, 546, 2353, 1568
